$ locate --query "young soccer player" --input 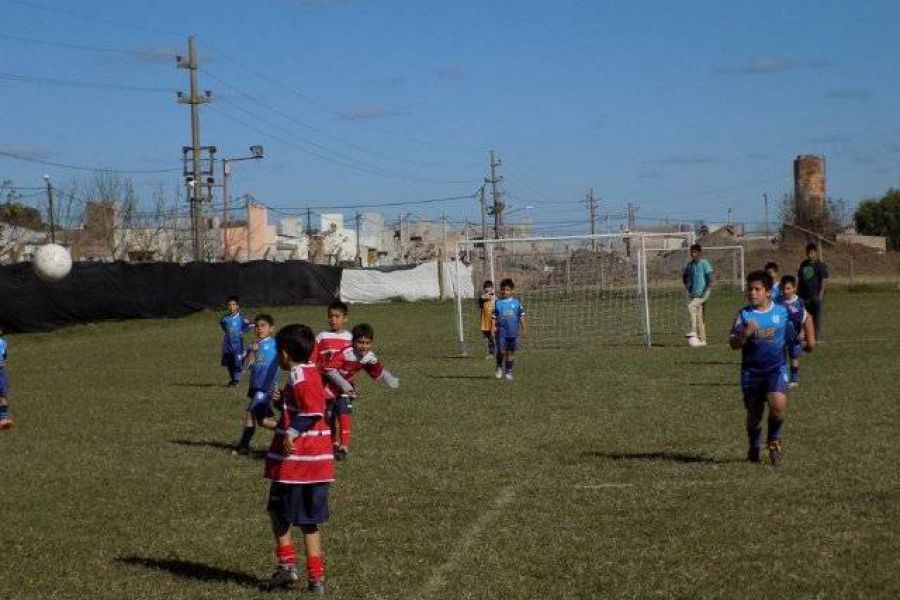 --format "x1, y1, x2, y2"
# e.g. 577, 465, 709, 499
477, 280, 497, 358
765, 262, 782, 303
322, 323, 399, 460
779, 275, 816, 387
797, 243, 829, 340
729, 270, 814, 466
682, 244, 714, 347
492, 278, 525, 381
0, 328, 11, 430
220, 296, 253, 386
232, 314, 279, 456
258, 323, 334, 594
313, 301, 353, 448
